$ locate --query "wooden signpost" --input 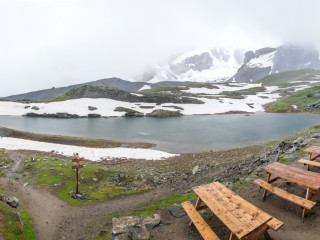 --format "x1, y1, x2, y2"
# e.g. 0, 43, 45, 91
72, 153, 85, 194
